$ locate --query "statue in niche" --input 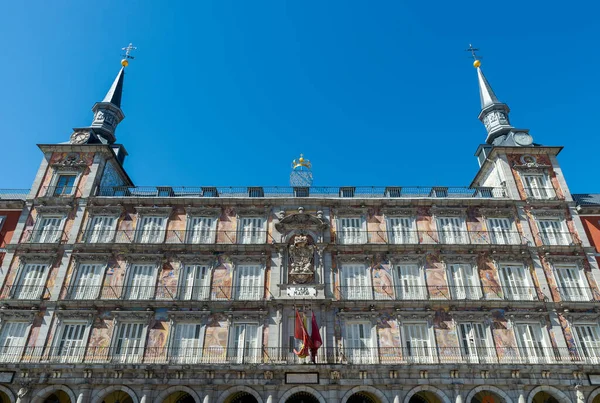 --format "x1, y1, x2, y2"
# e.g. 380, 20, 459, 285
288, 234, 315, 284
